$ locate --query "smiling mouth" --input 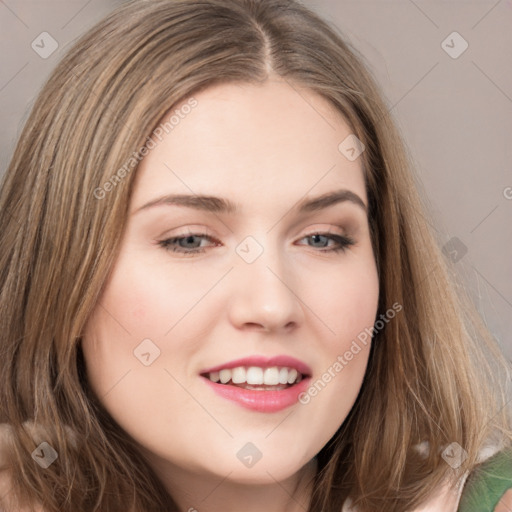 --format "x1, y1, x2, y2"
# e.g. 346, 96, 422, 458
201, 366, 306, 391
